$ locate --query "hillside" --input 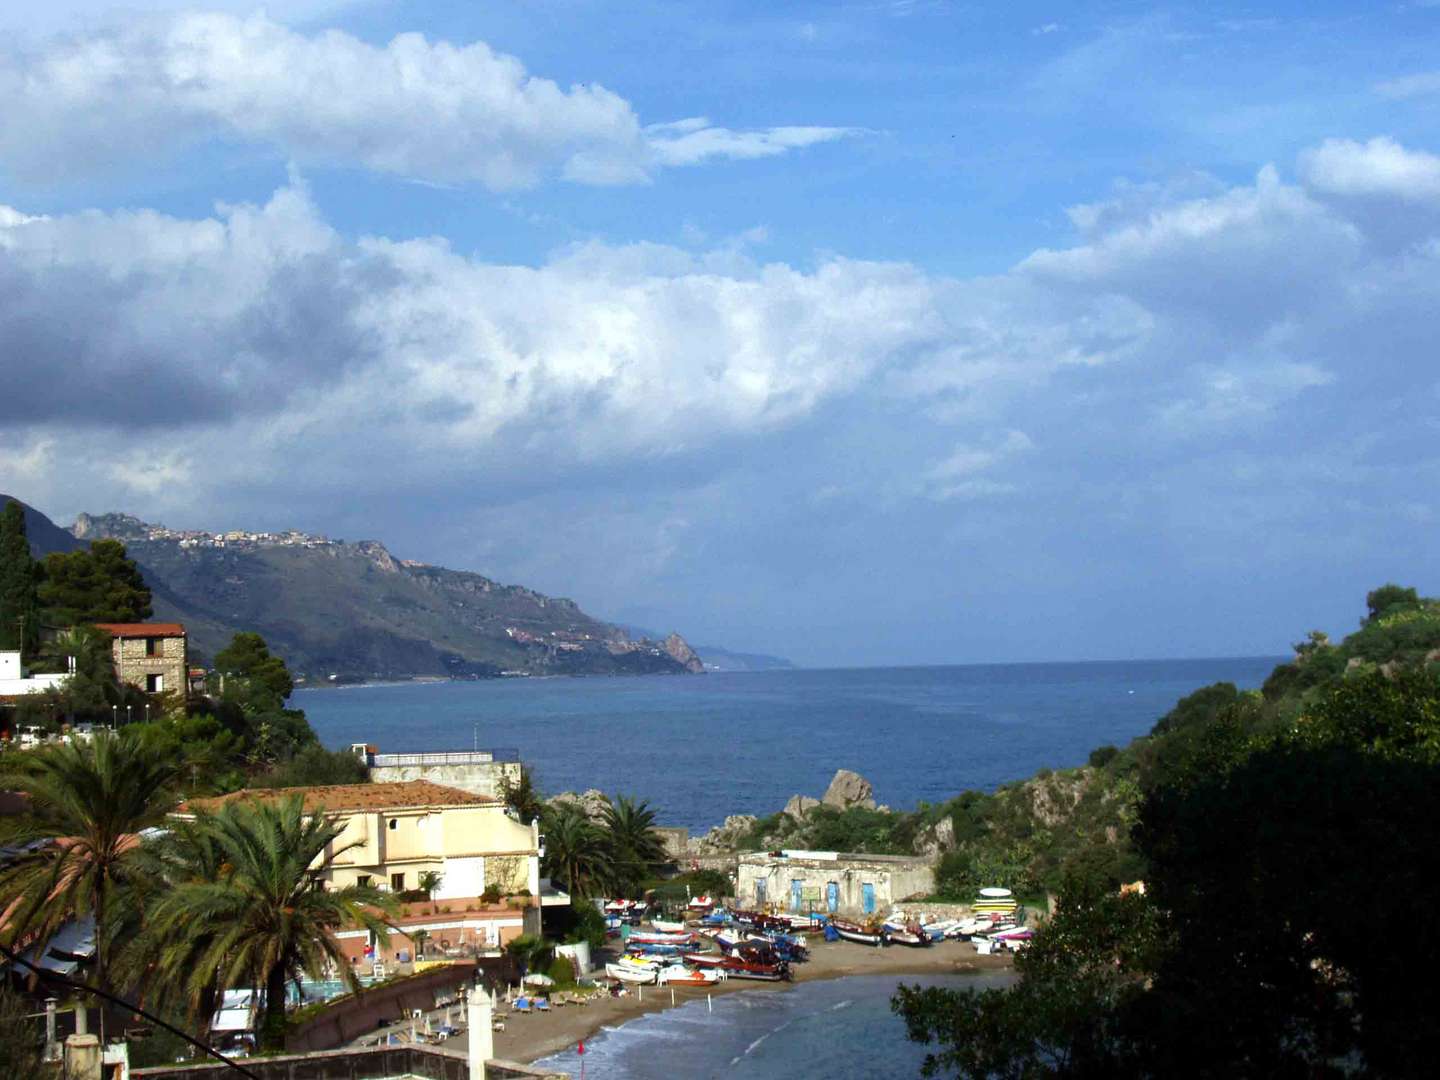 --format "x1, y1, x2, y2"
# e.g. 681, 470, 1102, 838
9, 499, 705, 680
